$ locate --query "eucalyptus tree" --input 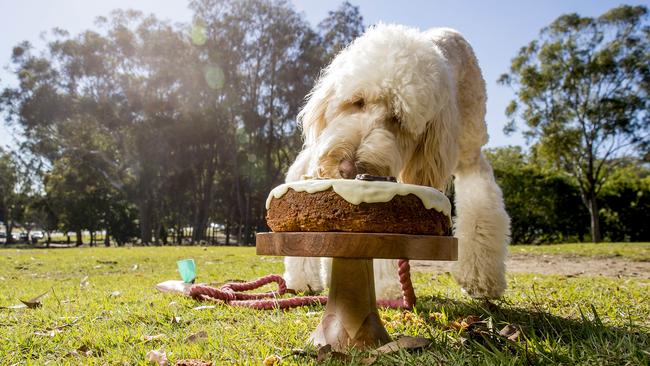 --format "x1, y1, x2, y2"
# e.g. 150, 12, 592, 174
0, 149, 19, 244
190, 0, 321, 243
499, 5, 649, 242
318, 1, 365, 59
1, 1, 371, 245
